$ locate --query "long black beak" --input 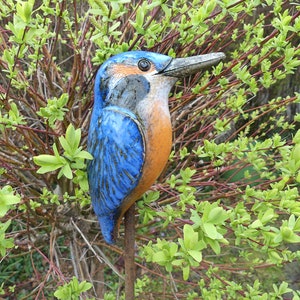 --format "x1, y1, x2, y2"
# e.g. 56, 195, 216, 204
161, 52, 225, 77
